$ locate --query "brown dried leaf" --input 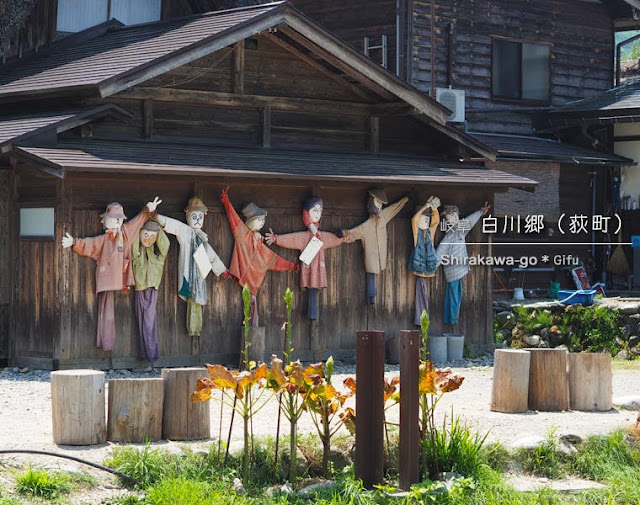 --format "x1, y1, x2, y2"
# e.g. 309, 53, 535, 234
190, 388, 212, 403
196, 377, 214, 391
439, 374, 465, 393
343, 377, 356, 396
207, 364, 236, 390
339, 407, 356, 436
419, 361, 437, 395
